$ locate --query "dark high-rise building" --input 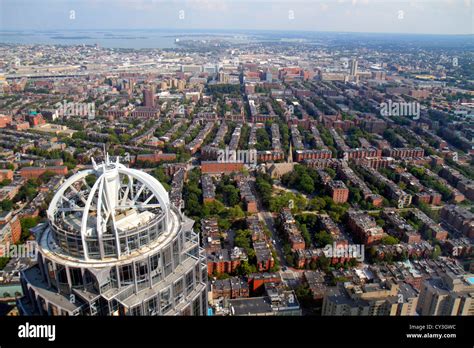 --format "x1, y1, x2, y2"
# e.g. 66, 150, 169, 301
143, 87, 155, 108
349, 59, 358, 76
